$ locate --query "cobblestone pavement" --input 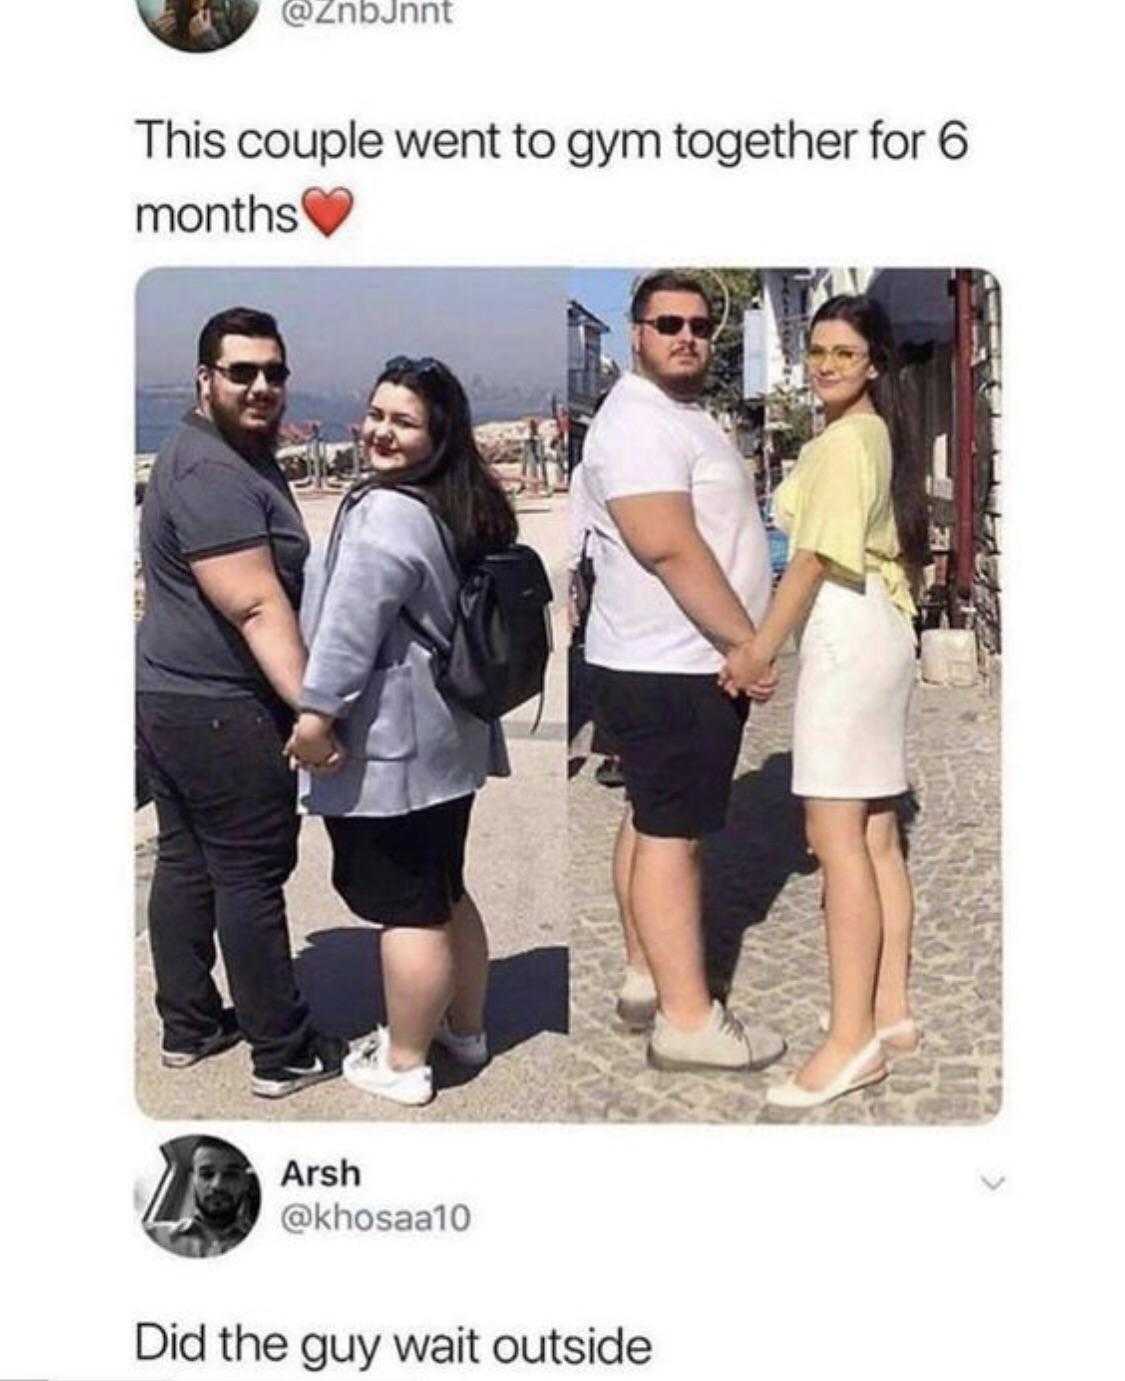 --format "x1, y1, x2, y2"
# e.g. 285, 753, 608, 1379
567, 648, 1001, 1125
